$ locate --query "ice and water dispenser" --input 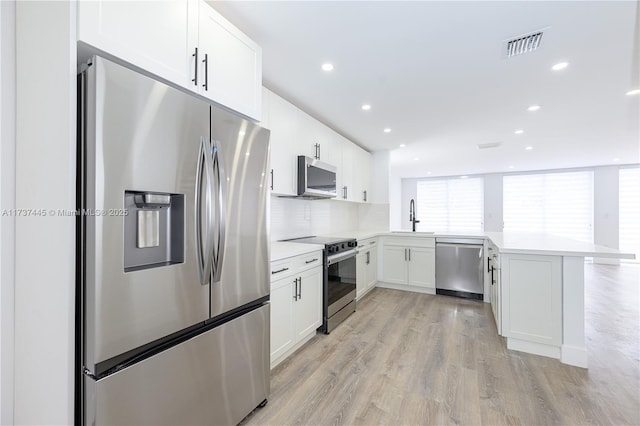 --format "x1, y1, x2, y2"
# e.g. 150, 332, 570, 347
124, 191, 184, 272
